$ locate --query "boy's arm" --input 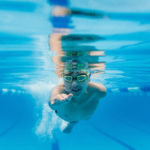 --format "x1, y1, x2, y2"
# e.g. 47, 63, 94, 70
89, 82, 107, 98
49, 85, 73, 110
97, 83, 107, 98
